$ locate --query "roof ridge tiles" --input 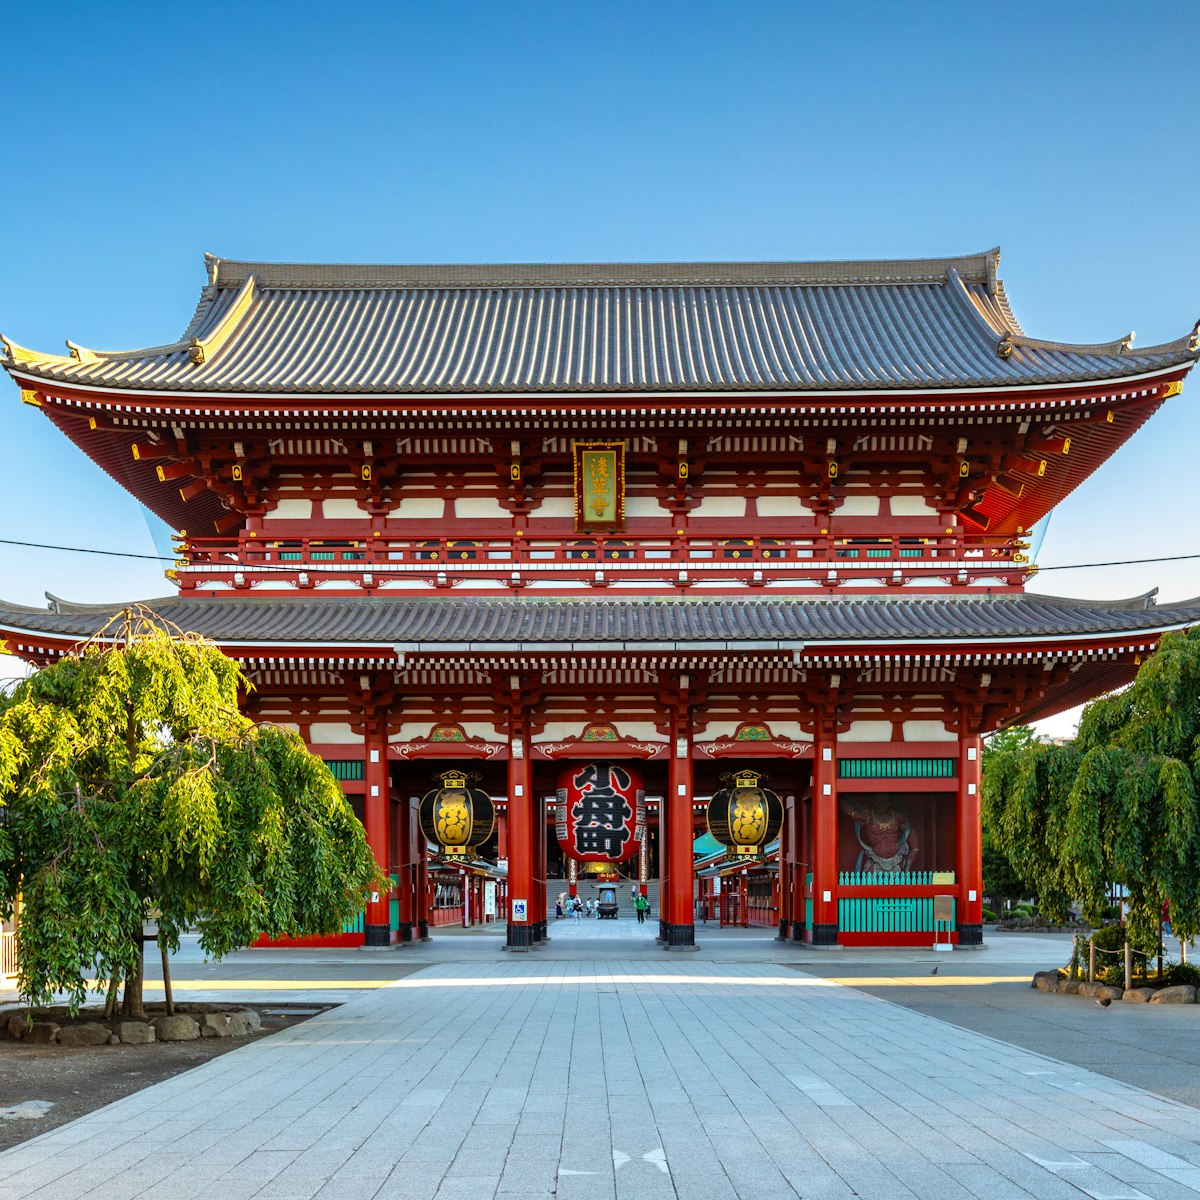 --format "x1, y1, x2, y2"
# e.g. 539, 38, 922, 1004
207, 249, 1004, 292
